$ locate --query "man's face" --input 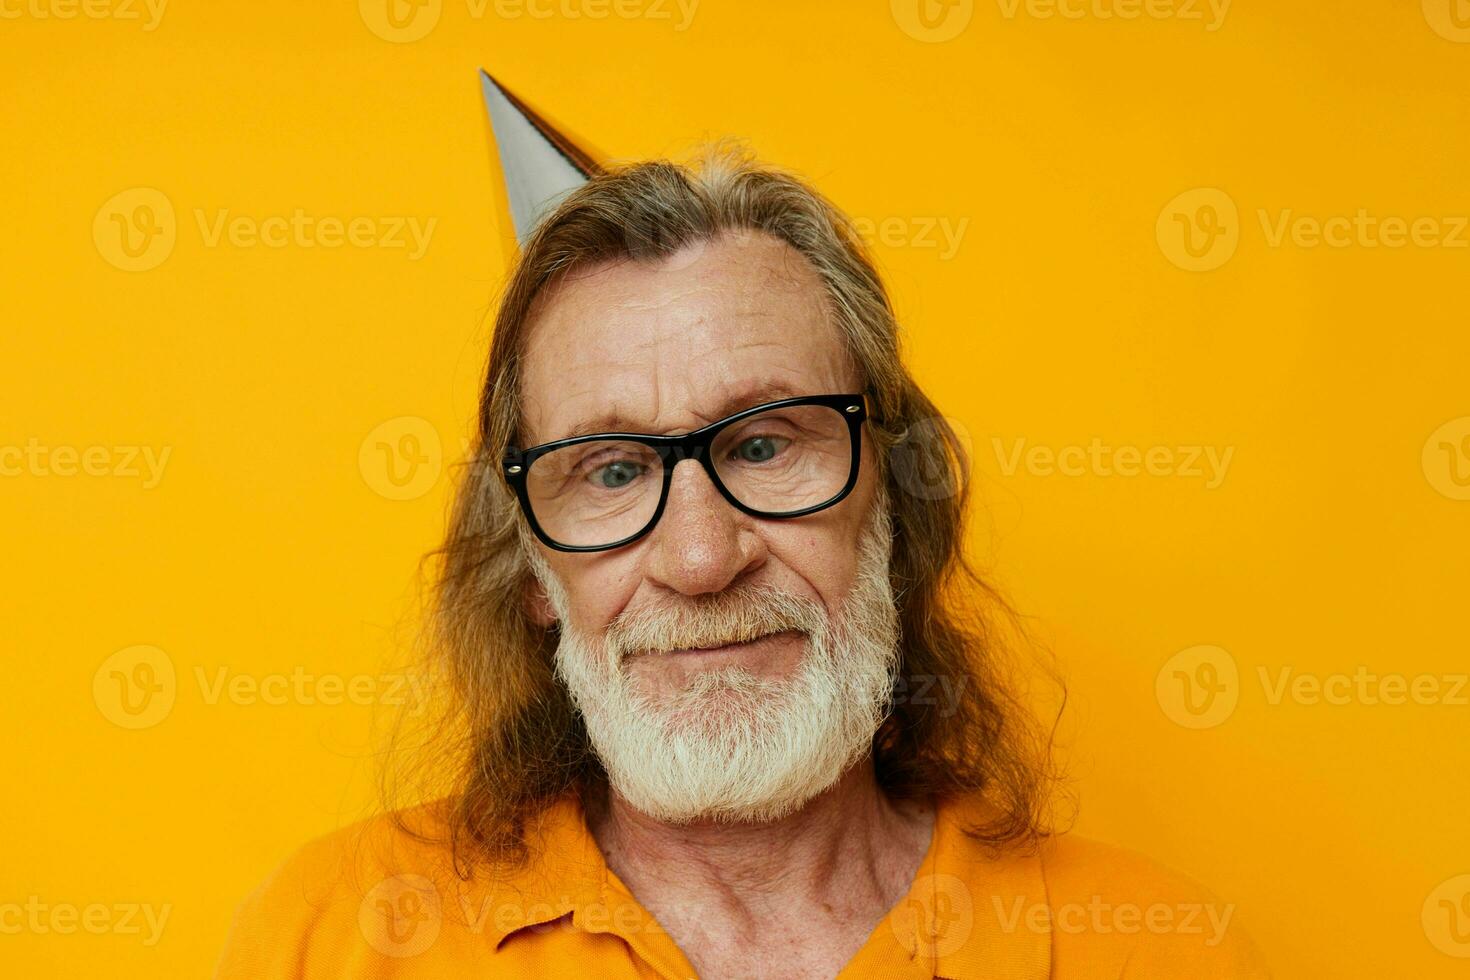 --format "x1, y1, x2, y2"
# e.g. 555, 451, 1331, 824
517, 229, 899, 822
